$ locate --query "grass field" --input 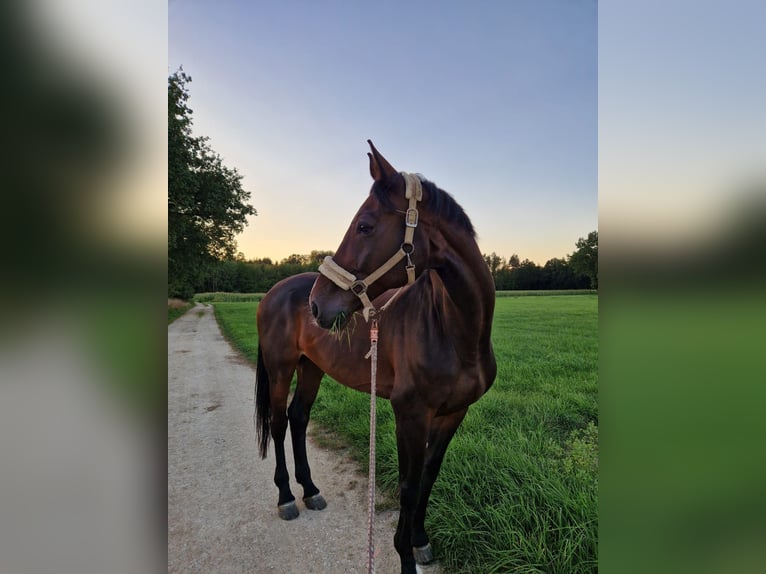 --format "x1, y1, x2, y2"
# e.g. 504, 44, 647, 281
496, 289, 597, 297
194, 292, 265, 303
212, 294, 598, 573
